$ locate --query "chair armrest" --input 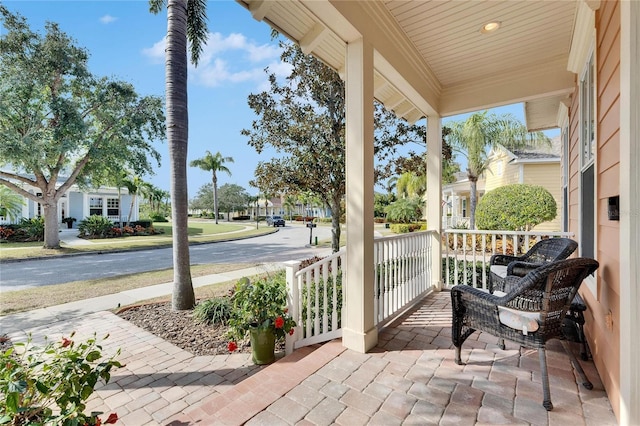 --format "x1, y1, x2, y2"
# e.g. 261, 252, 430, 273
490, 254, 521, 266
451, 284, 505, 304
507, 261, 545, 277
